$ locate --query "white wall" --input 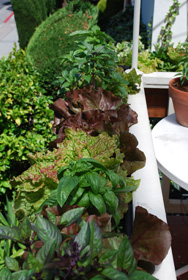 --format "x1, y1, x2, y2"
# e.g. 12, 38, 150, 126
151, 0, 187, 50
